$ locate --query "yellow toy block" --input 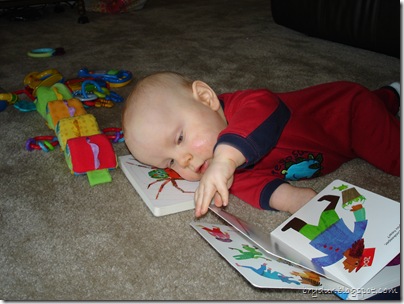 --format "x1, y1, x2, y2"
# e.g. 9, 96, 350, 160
55, 114, 101, 151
